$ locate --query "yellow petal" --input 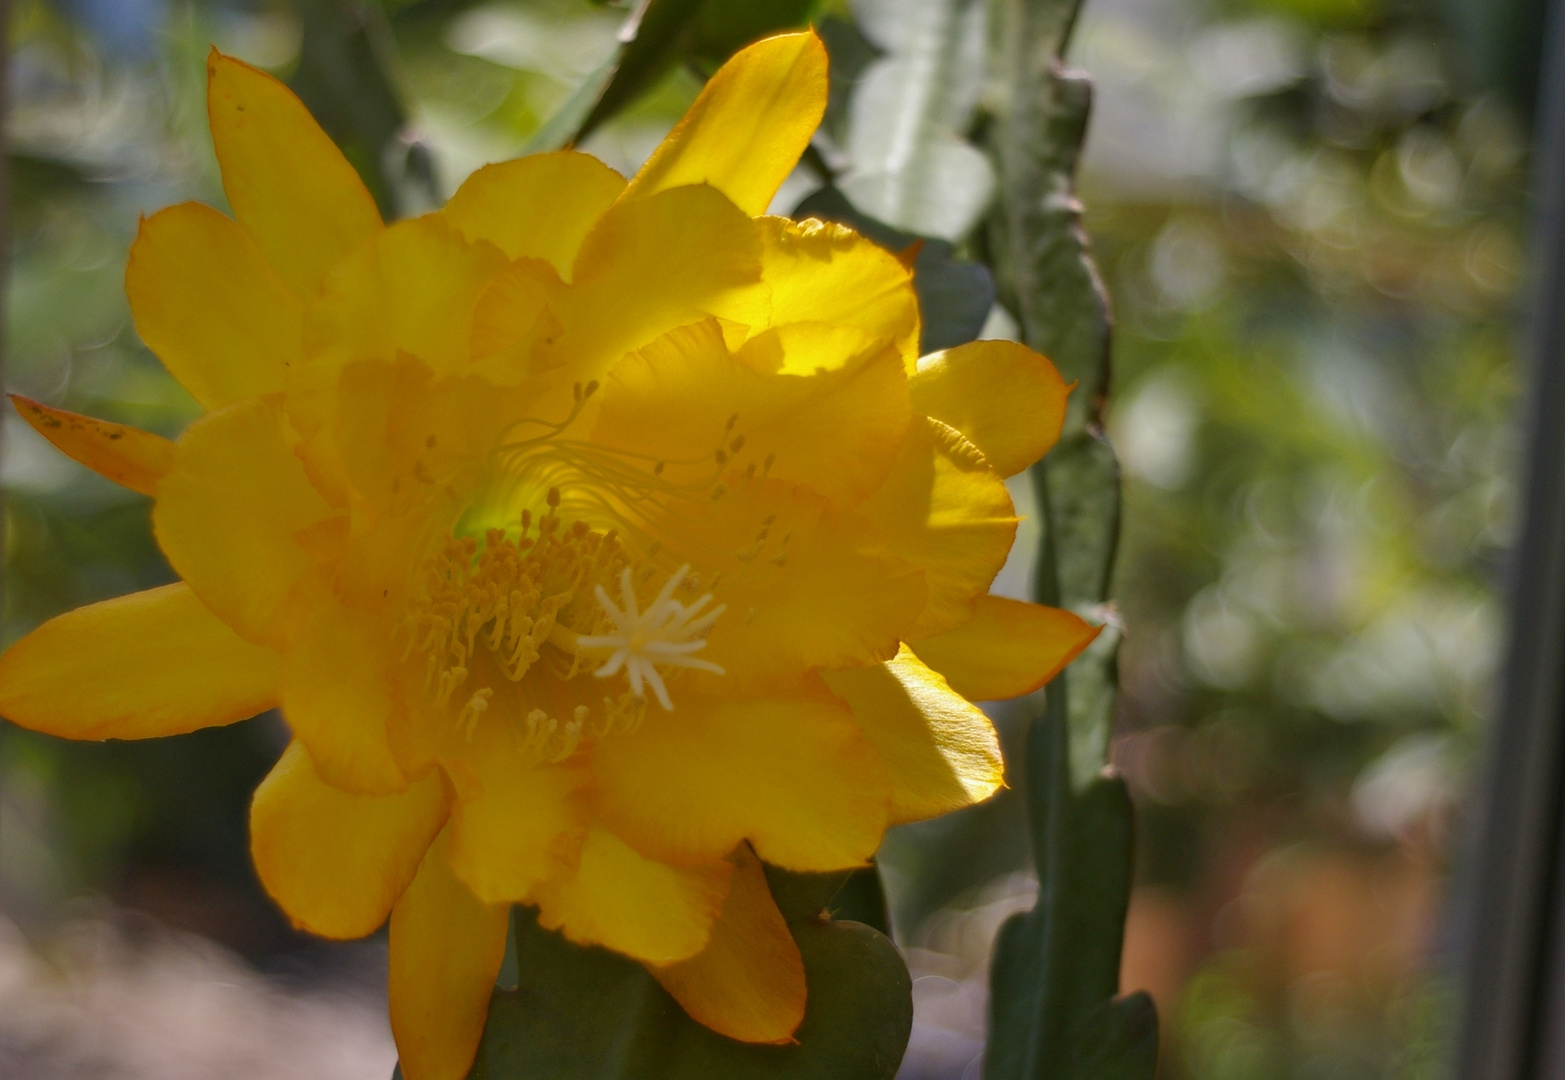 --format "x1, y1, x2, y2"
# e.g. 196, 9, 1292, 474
125, 202, 301, 409
444, 716, 590, 905
913, 595, 1101, 702
634, 479, 925, 689
858, 418, 1018, 638
153, 398, 338, 645
467, 259, 567, 384
534, 826, 732, 965
562, 184, 765, 379
650, 845, 804, 1043
250, 740, 448, 939
326, 358, 522, 522
591, 319, 910, 507
303, 214, 510, 383
10, 395, 174, 497
625, 31, 827, 216
757, 217, 920, 371
909, 340, 1069, 476
0, 583, 278, 740
280, 593, 408, 795
824, 645, 1003, 826
591, 687, 890, 871
443, 151, 625, 277
206, 50, 382, 297
389, 832, 509, 1080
